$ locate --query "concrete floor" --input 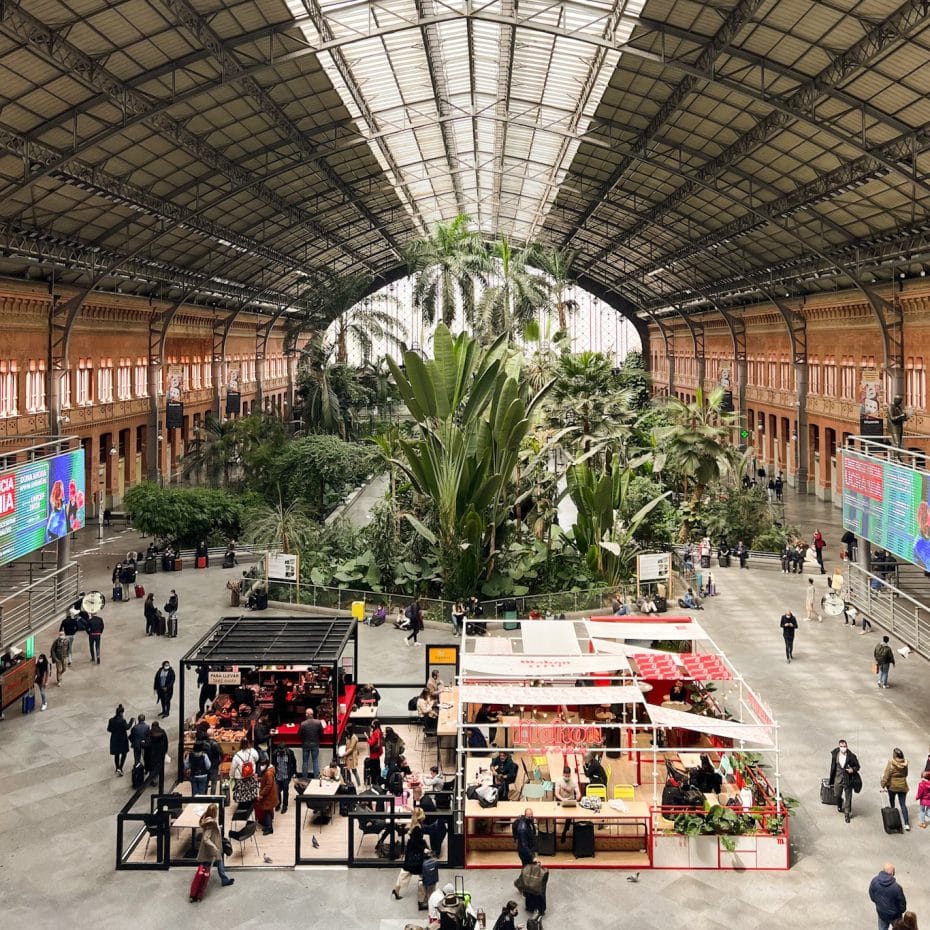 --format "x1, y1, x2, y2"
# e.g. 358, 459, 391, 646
1, 488, 928, 929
